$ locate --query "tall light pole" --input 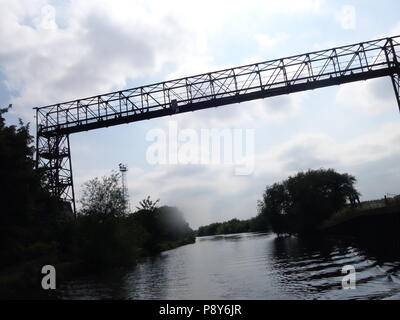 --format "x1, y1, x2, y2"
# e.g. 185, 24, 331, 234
119, 163, 130, 213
